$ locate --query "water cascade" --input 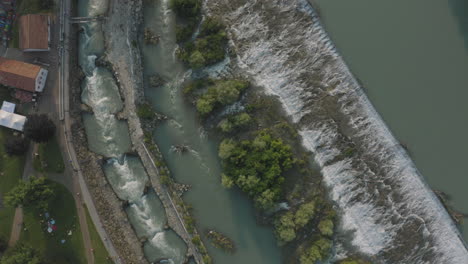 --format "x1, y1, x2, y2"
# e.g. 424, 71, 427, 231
78, 0, 186, 262
202, 0, 468, 262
